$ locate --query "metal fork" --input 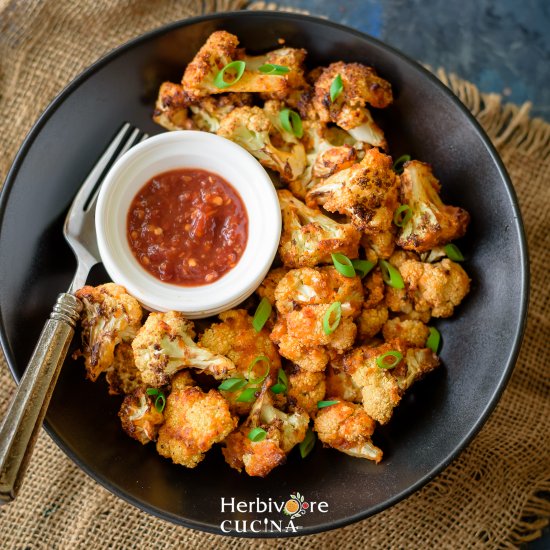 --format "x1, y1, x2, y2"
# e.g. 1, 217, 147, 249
0, 123, 148, 503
